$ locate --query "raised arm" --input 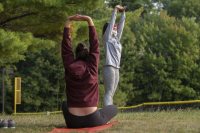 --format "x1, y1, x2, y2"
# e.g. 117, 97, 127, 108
84, 16, 94, 26
69, 15, 97, 52
72, 15, 98, 54
117, 9, 126, 40
103, 7, 117, 41
75, 15, 99, 74
61, 17, 75, 69
78, 16, 98, 50
103, 5, 125, 41
62, 15, 99, 74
